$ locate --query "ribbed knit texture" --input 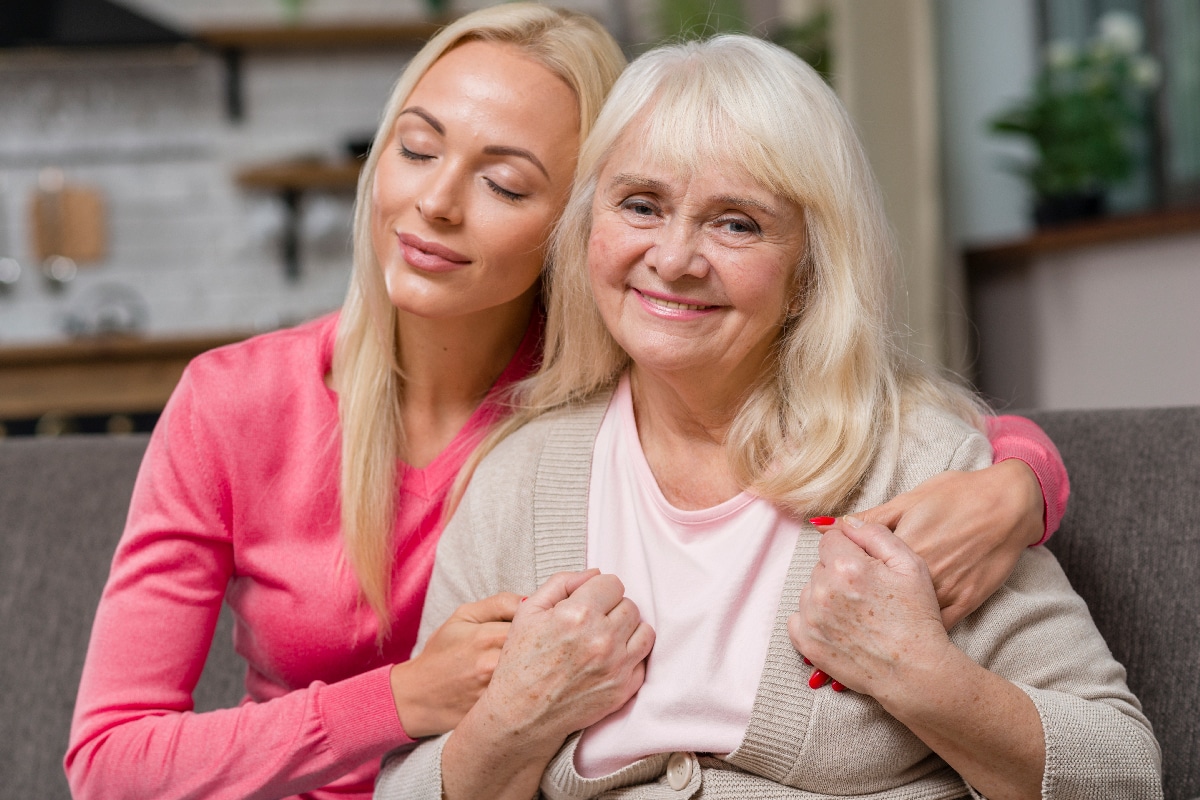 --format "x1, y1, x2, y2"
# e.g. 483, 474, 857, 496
377, 393, 1159, 799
